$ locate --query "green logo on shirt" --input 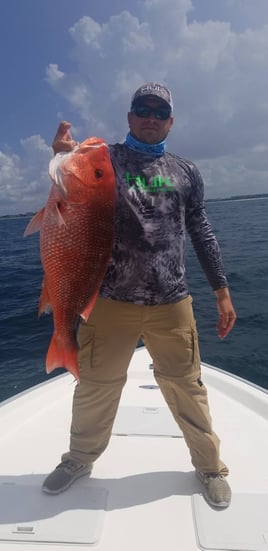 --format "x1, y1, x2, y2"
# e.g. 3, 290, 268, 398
125, 172, 174, 192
